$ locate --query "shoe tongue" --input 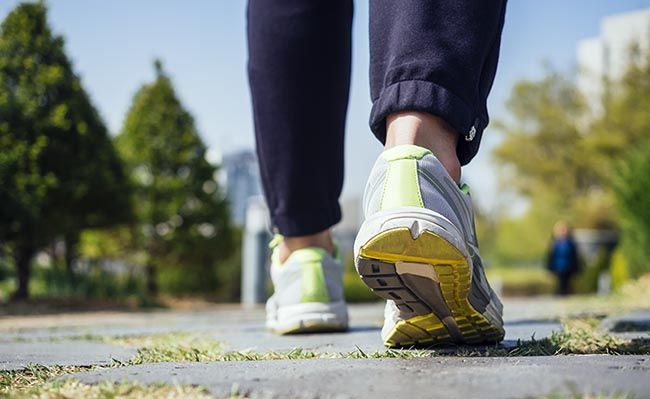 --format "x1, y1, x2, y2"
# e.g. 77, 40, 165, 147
268, 234, 283, 249
273, 246, 331, 268
380, 145, 432, 161
269, 234, 284, 266
289, 247, 329, 263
